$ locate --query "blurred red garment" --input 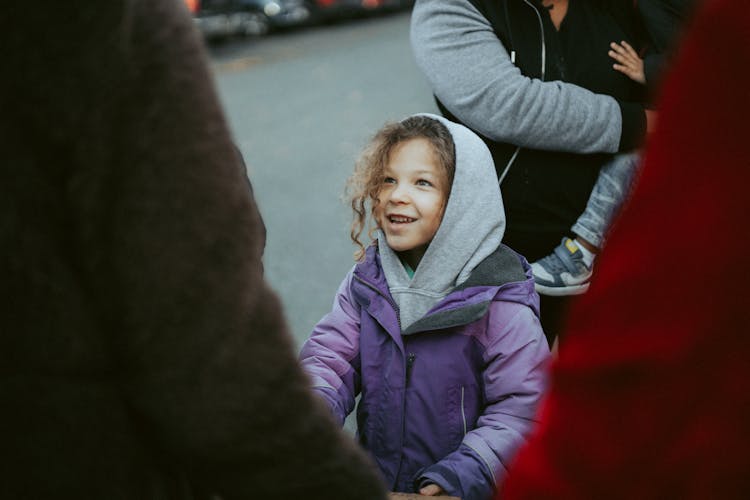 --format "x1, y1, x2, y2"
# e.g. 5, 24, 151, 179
501, 0, 750, 498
